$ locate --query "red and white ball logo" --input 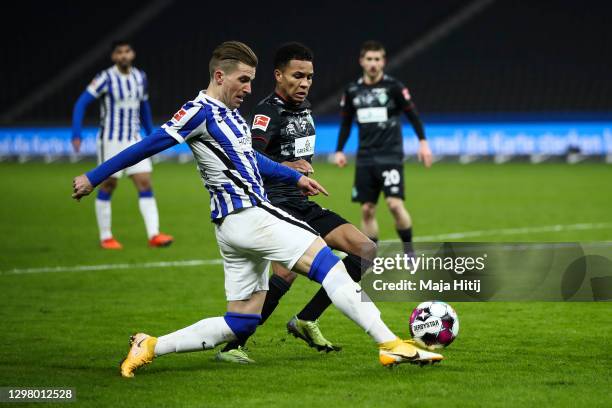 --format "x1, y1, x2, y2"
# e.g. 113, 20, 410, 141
252, 114, 271, 131
173, 108, 187, 122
